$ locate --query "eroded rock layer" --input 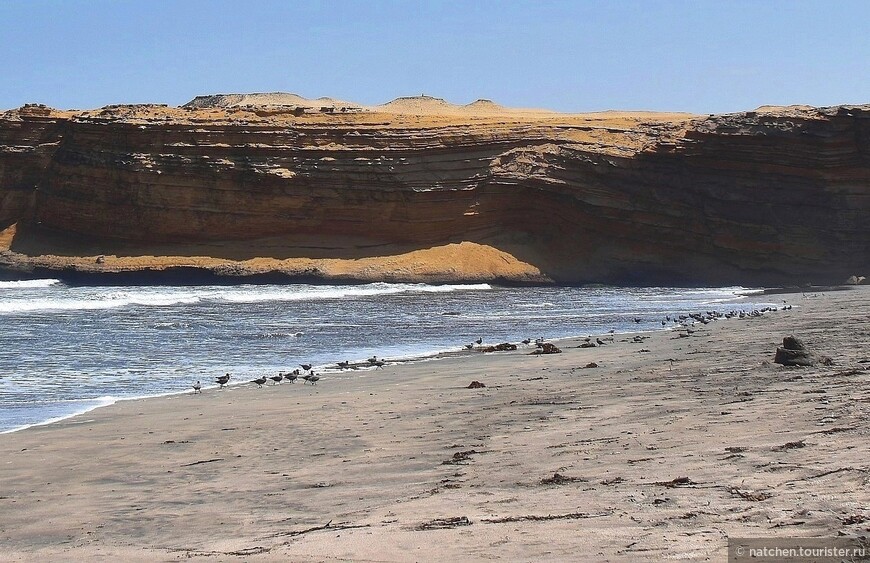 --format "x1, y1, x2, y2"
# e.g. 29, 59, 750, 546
0, 101, 867, 285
